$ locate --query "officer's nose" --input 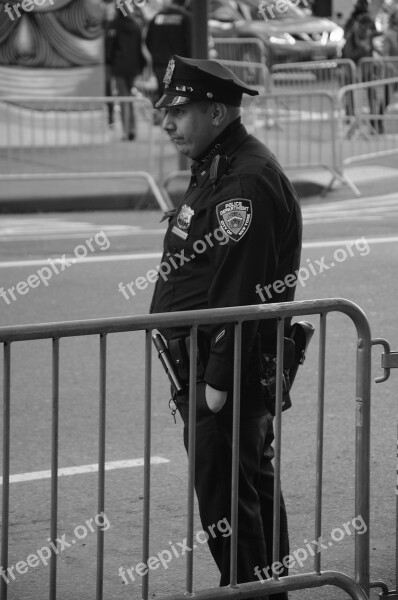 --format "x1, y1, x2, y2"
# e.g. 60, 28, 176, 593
162, 111, 175, 132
